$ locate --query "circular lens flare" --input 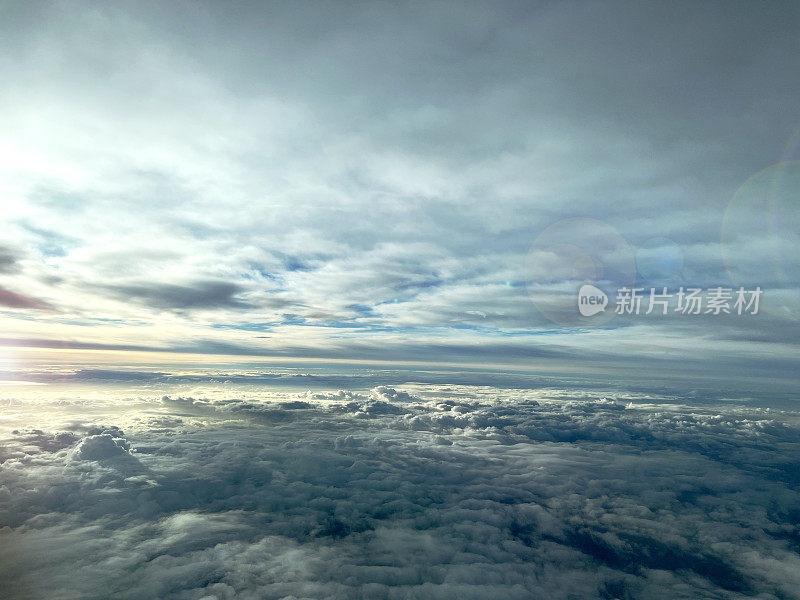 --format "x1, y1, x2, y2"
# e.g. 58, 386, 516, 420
525, 218, 635, 326
722, 161, 800, 319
